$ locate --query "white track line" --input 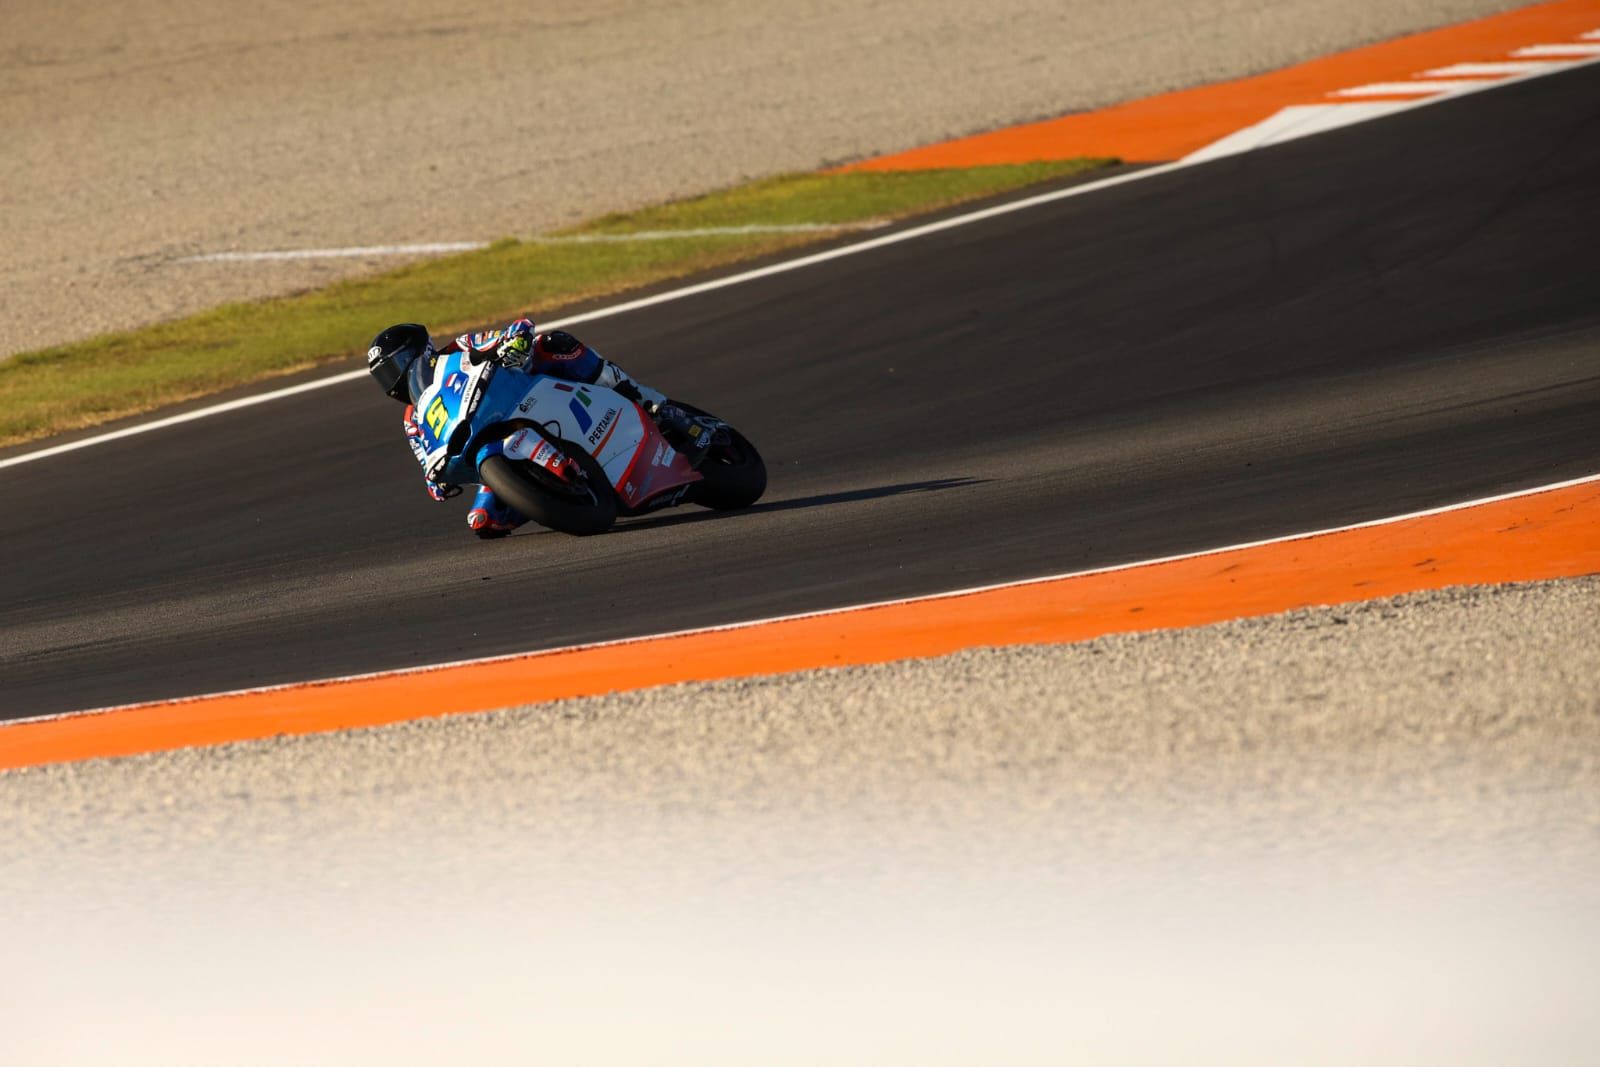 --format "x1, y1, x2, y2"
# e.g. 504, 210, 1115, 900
1331, 78, 1499, 96
1513, 43, 1600, 57
531, 221, 889, 242
184, 242, 489, 263
1421, 60, 1576, 77
13, 469, 1598, 727
1182, 103, 1411, 163
4, 52, 1596, 473
0, 371, 373, 470
180, 223, 890, 263
0, 161, 1185, 471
